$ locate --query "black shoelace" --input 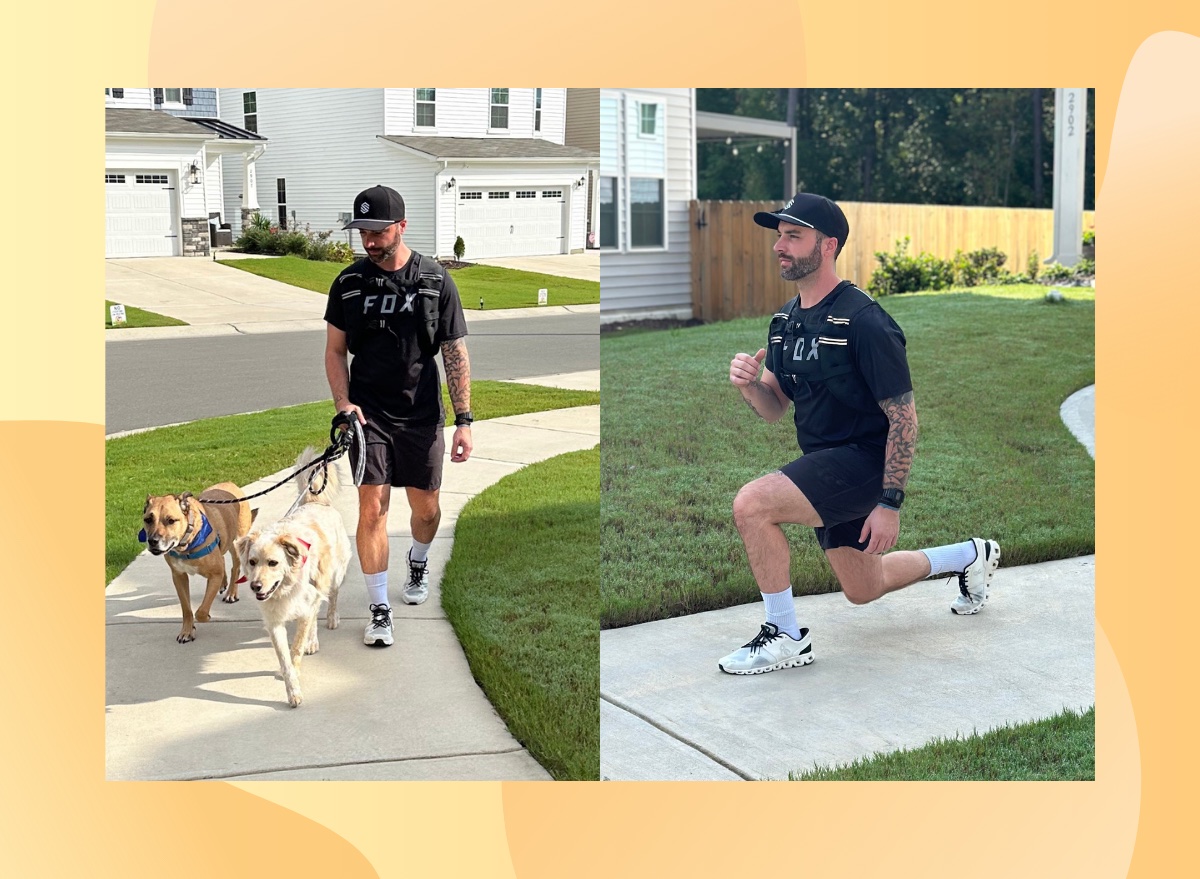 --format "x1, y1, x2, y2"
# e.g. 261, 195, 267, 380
408, 558, 428, 587
744, 623, 782, 653
369, 603, 391, 629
